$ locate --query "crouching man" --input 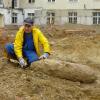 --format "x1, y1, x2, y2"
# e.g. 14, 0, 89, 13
5, 18, 50, 68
